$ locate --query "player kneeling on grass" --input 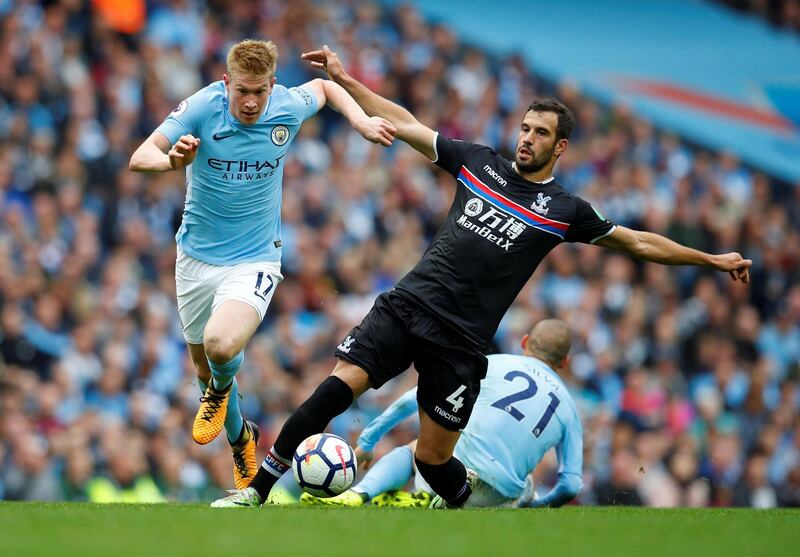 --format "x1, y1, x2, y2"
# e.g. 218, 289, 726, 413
302, 320, 582, 509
